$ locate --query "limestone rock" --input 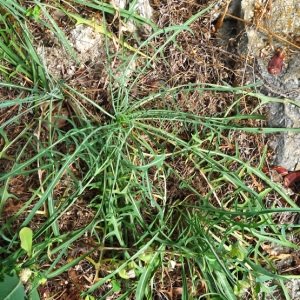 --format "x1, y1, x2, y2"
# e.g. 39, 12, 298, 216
241, 0, 300, 170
